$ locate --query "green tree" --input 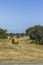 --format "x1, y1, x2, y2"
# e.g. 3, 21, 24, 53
26, 25, 43, 44
0, 28, 7, 39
